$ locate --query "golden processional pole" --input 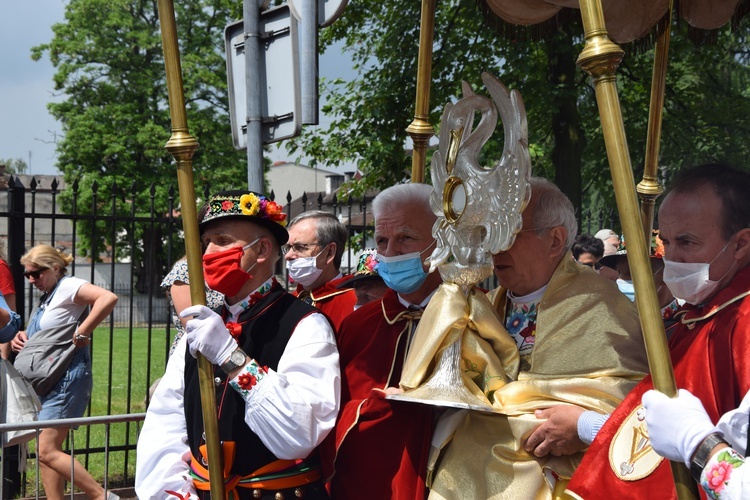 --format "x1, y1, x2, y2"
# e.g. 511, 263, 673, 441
637, 0, 673, 244
406, 0, 438, 183
575, 0, 696, 497
156, 0, 225, 497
